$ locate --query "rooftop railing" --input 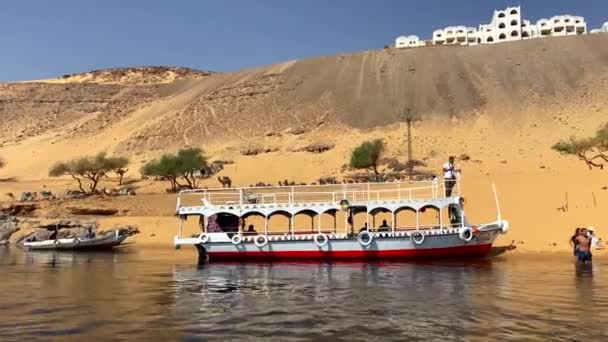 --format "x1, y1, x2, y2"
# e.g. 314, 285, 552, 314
177, 179, 460, 210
